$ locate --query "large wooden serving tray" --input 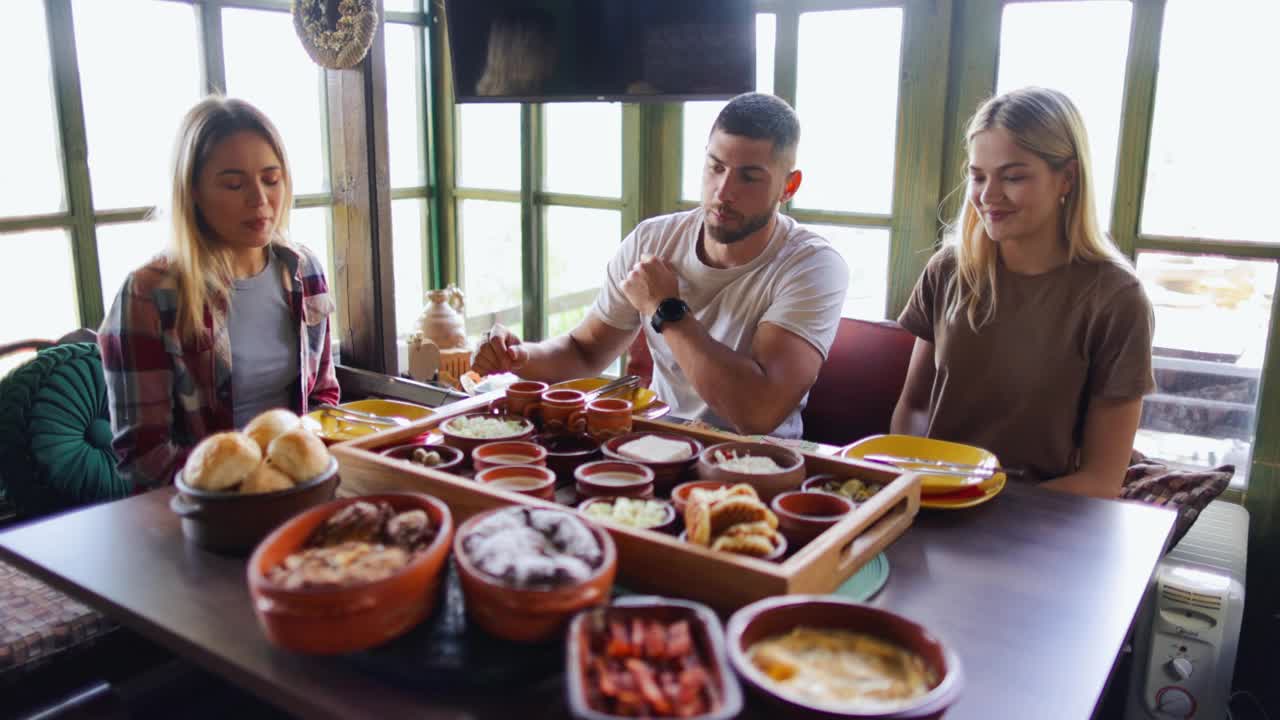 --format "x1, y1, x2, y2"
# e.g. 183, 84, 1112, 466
331, 396, 920, 612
